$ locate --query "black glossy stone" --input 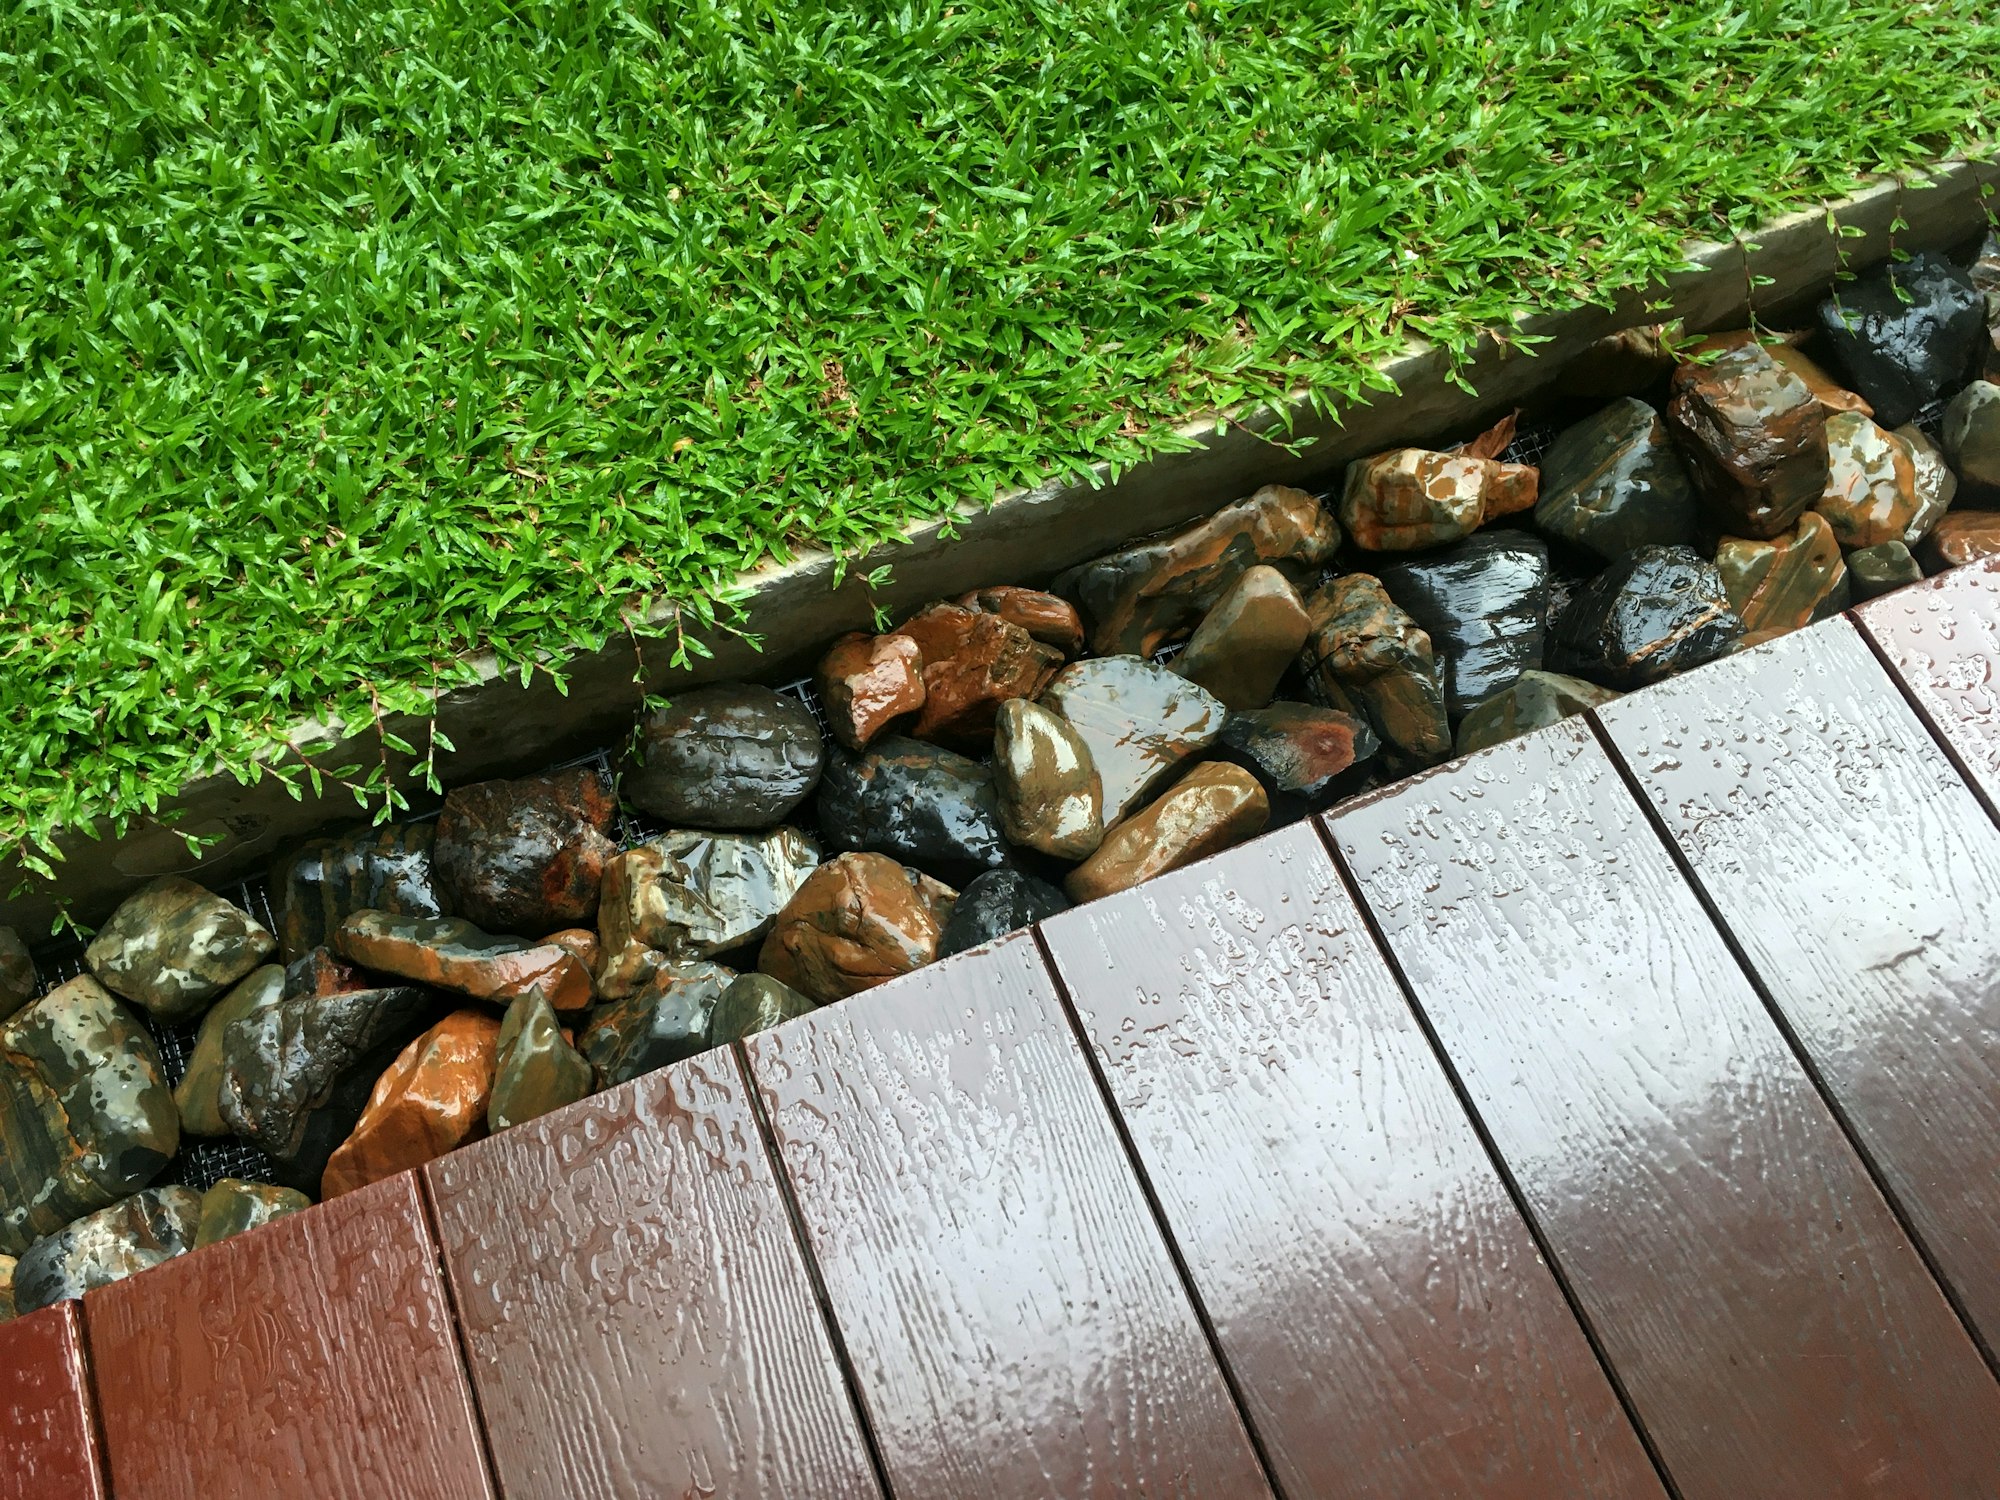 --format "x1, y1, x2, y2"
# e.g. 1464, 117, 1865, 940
937, 870, 1071, 959
1846, 540, 1925, 602
216, 984, 445, 1192
1546, 545, 1745, 688
1816, 252, 1987, 428
272, 823, 442, 965
12, 1186, 201, 1314
579, 961, 735, 1088
1214, 703, 1380, 819
1377, 532, 1551, 720
705, 974, 817, 1047
817, 735, 1012, 884
1534, 398, 1700, 561
622, 684, 825, 830
433, 768, 617, 935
